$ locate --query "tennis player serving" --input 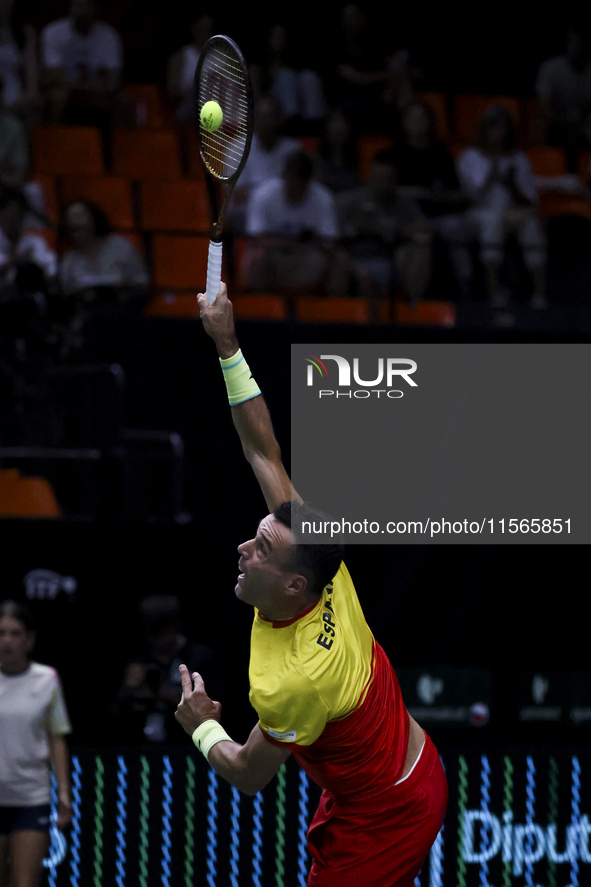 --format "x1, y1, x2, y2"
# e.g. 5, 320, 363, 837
175, 283, 447, 886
